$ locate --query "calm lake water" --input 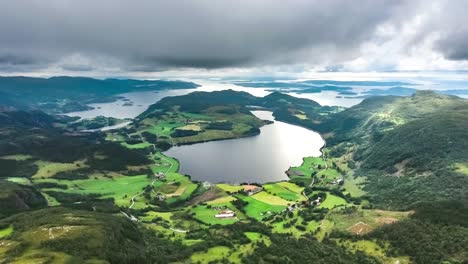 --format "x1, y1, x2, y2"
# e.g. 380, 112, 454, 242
164, 111, 324, 184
